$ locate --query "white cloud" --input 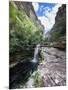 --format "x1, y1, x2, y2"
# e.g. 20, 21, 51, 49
32, 2, 39, 12
38, 16, 50, 33
43, 6, 51, 13
38, 4, 62, 33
